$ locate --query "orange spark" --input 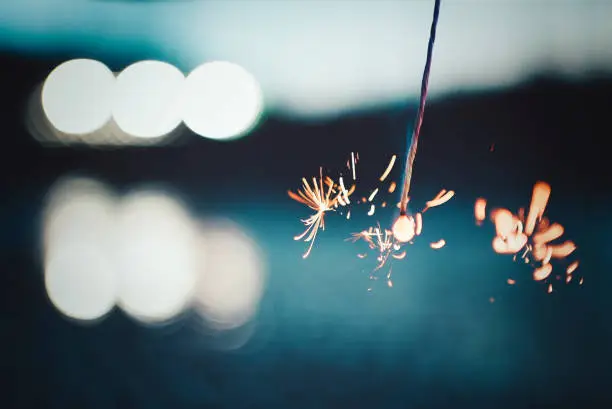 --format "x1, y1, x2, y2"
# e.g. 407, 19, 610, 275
388, 182, 397, 193
533, 263, 553, 281
525, 181, 551, 235
550, 241, 577, 258
566, 261, 579, 275
425, 190, 455, 209
430, 239, 446, 249
288, 170, 339, 258
547, 284, 553, 294
474, 198, 487, 225
415, 212, 423, 236
379, 155, 396, 182
392, 251, 407, 260
533, 223, 564, 245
